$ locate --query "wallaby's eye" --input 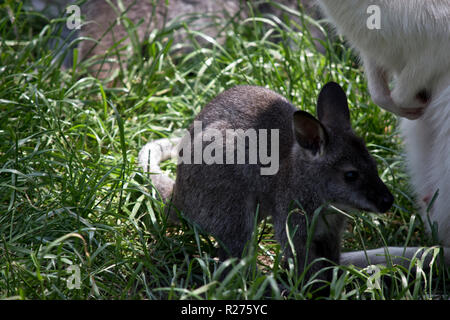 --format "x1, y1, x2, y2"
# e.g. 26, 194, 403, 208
344, 170, 359, 183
